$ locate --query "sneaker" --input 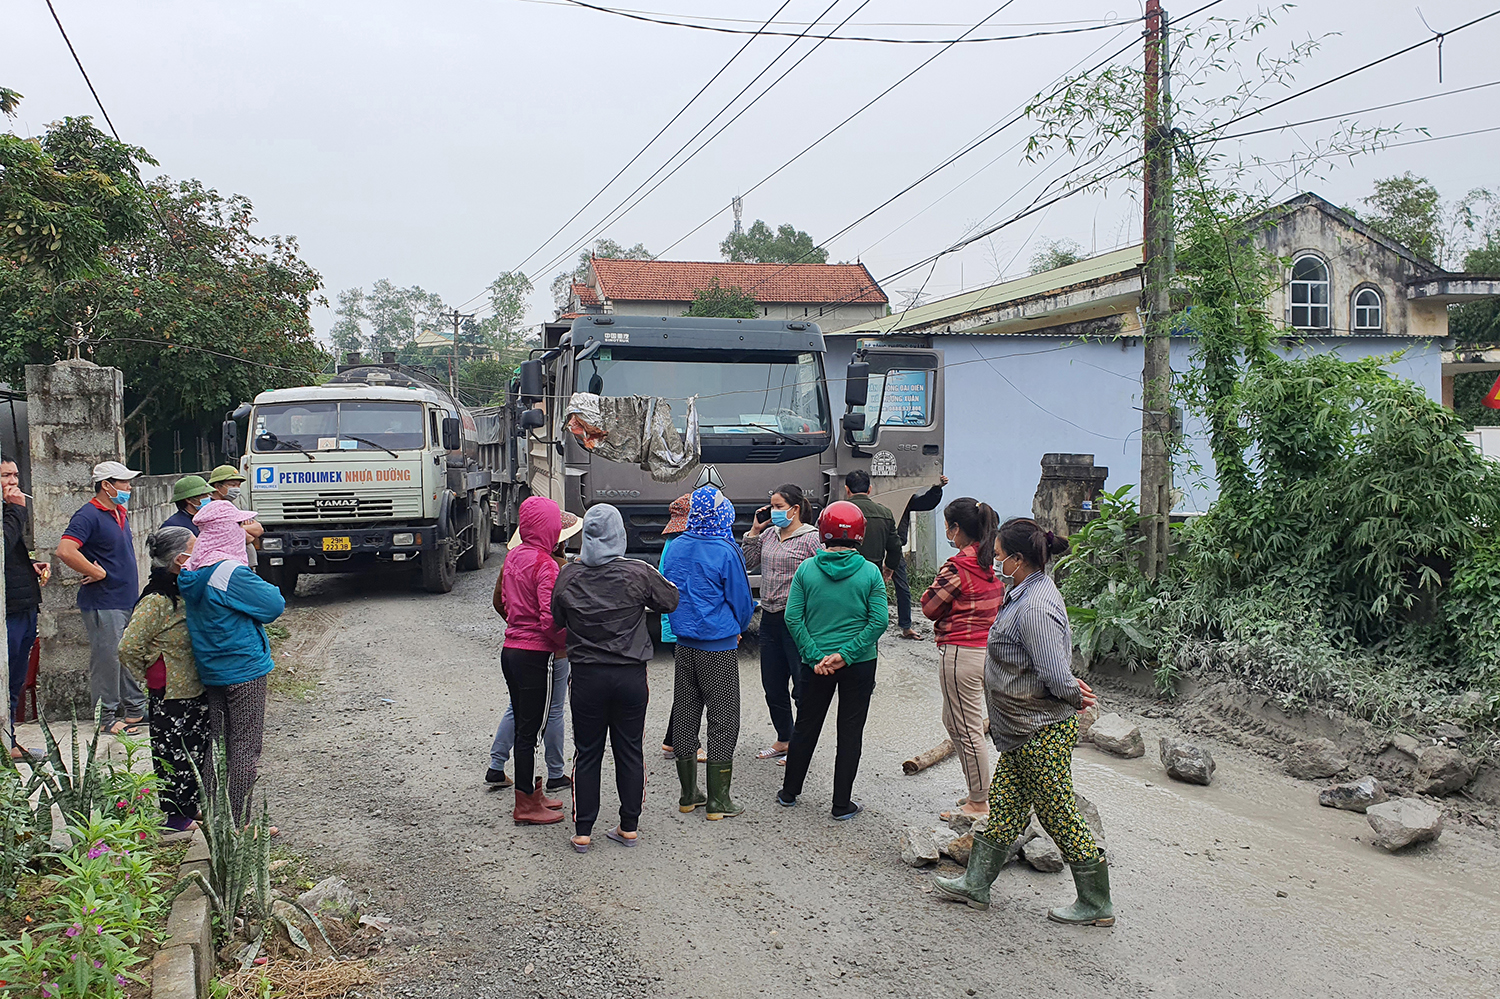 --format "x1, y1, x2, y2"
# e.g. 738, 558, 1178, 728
776, 790, 798, 808
485, 768, 513, 787
545, 775, 573, 791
